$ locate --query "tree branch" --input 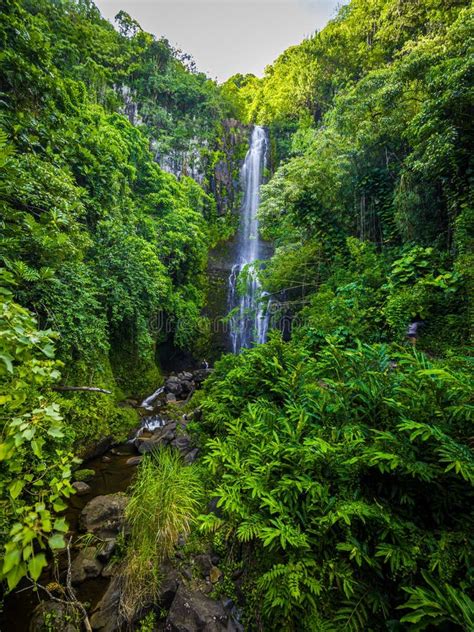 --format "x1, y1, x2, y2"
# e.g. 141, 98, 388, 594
53, 386, 112, 394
